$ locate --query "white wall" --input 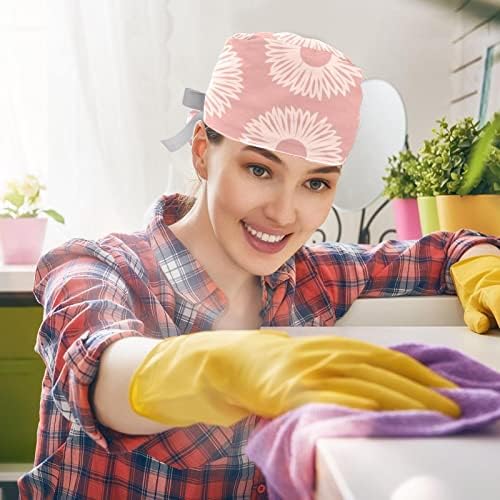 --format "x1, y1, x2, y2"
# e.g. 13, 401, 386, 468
451, 0, 500, 123
164, 0, 456, 243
